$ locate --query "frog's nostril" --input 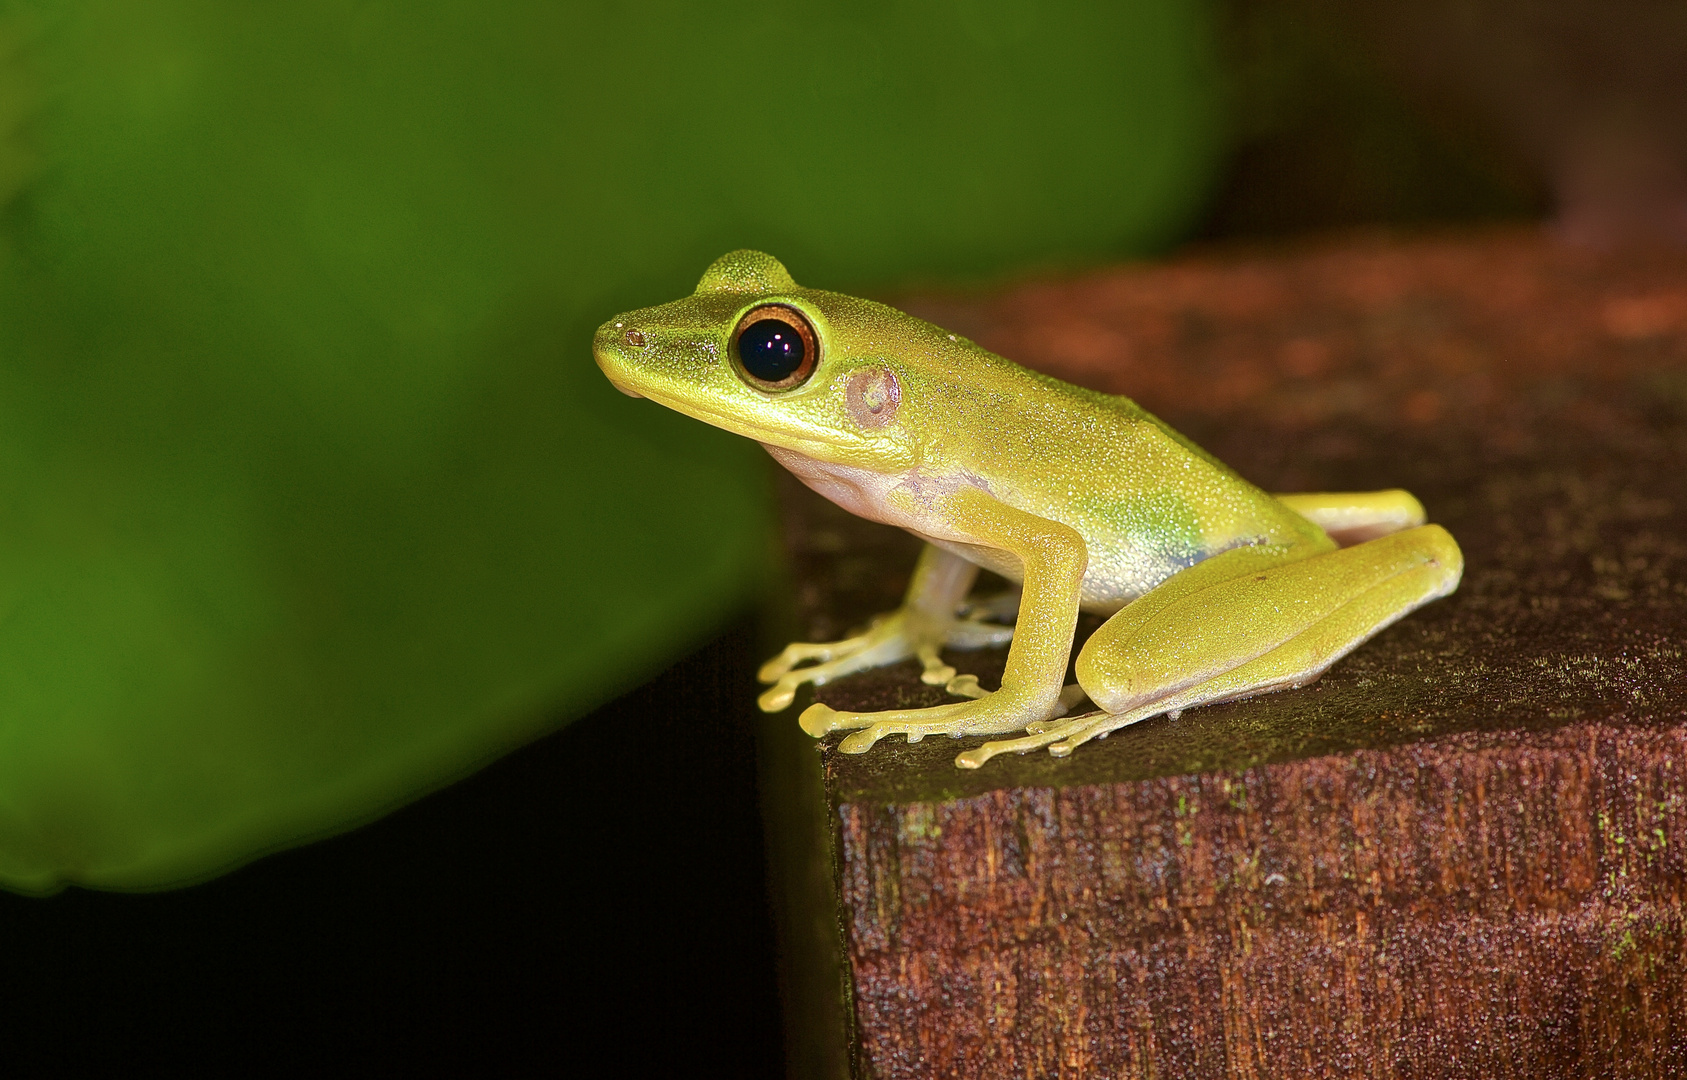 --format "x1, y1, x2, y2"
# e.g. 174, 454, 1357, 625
624, 329, 646, 348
